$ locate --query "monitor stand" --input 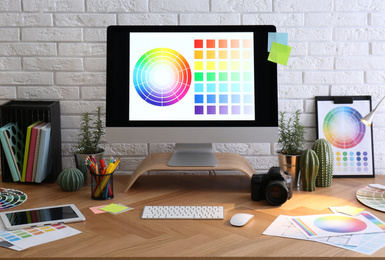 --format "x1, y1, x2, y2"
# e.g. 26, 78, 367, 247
167, 143, 218, 167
